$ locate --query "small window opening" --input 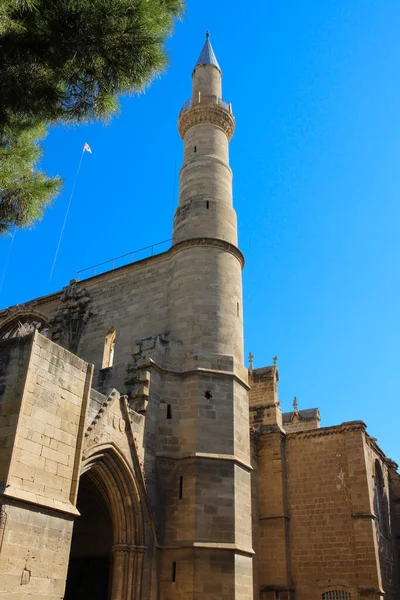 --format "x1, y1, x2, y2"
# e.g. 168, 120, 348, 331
204, 390, 212, 400
167, 404, 172, 419
322, 593, 351, 600
206, 201, 209, 209
172, 561, 177, 582
237, 302, 240, 317
179, 476, 183, 499
102, 327, 116, 368
194, 146, 197, 153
